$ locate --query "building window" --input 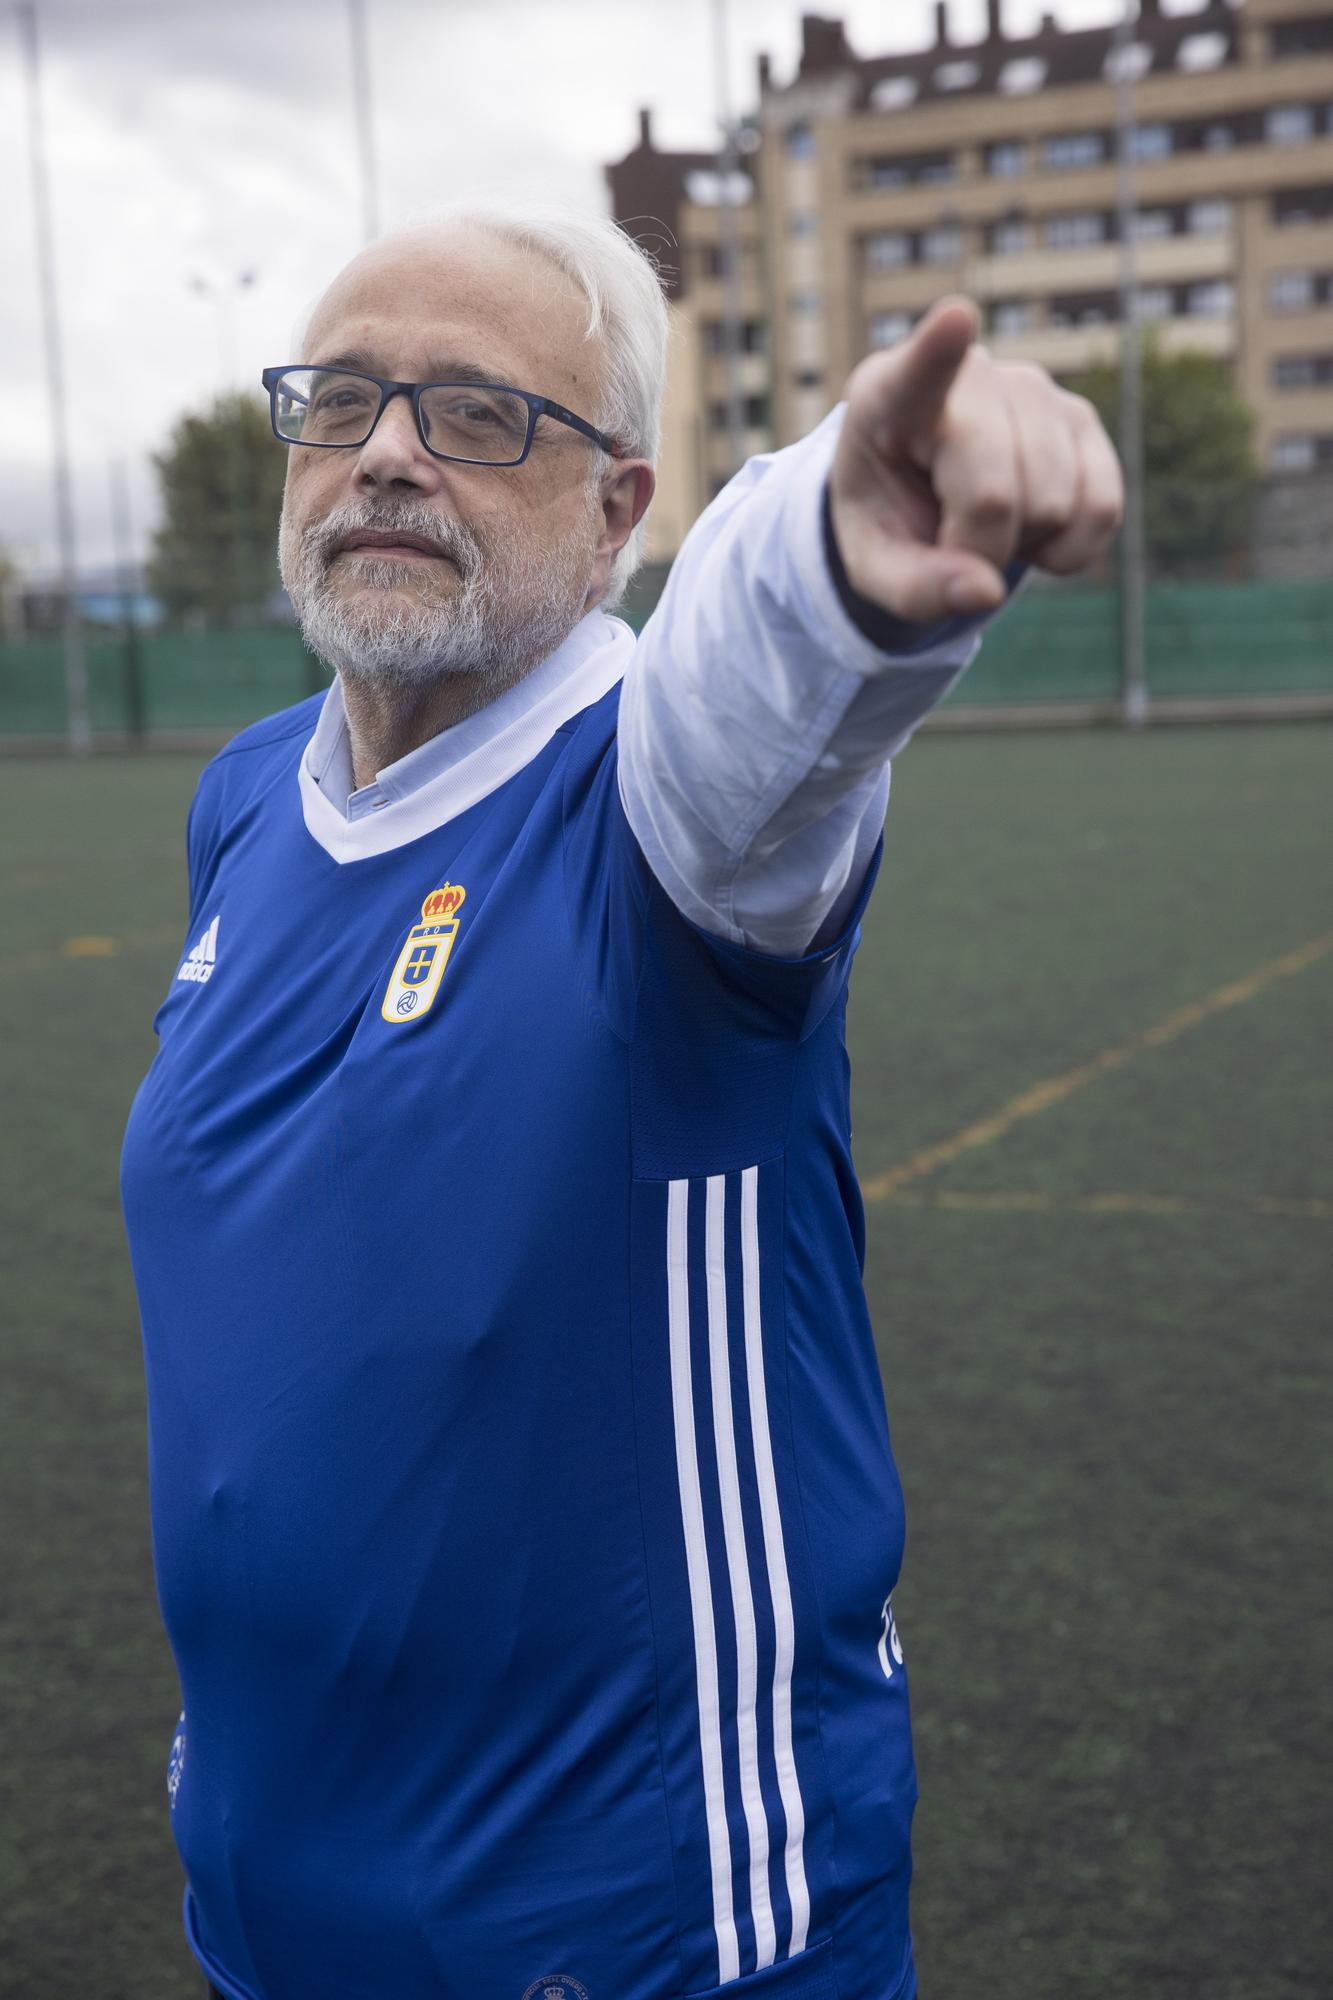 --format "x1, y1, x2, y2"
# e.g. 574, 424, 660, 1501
990, 216, 1033, 255
870, 311, 912, 349
1044, 211, 1106, 249
1048, 293, 1117, 328
697, 244, 752, 280
1270, 270, 1316, 313
708, 395, 771, 432
861, 151, 955, 190
987, 141, 1027, 178
1177, 31, 1229, 72
1130, 123, 1173, 162
785, 123, 816, 159
793, 369, 825, 390
1104, 40, 1153, 85
991, 301, 1034, 335
685, 169, 753, 207
703, 320, 768, 355
1202, 122, 1236, 152
935, 59, 981, 91
1273, 21, 1333, 57
921, 225, 963, 265
1130, 208, 1175, 241
998, 57, 1047, 95
865, 230, 912, 271
1187, 281, 1235, 318
1273, 356, 1319, 389
870, 76, 918, 112
1187, 198, 1232, 235
1041, 132, 1107, 171
1267, 104, 1316, 146
1273, 186, 1333, 226
1133, 287, 1173, 323
789, 291, 822, 315
787, 212, 819, 237
1271, 434, 1318, 471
